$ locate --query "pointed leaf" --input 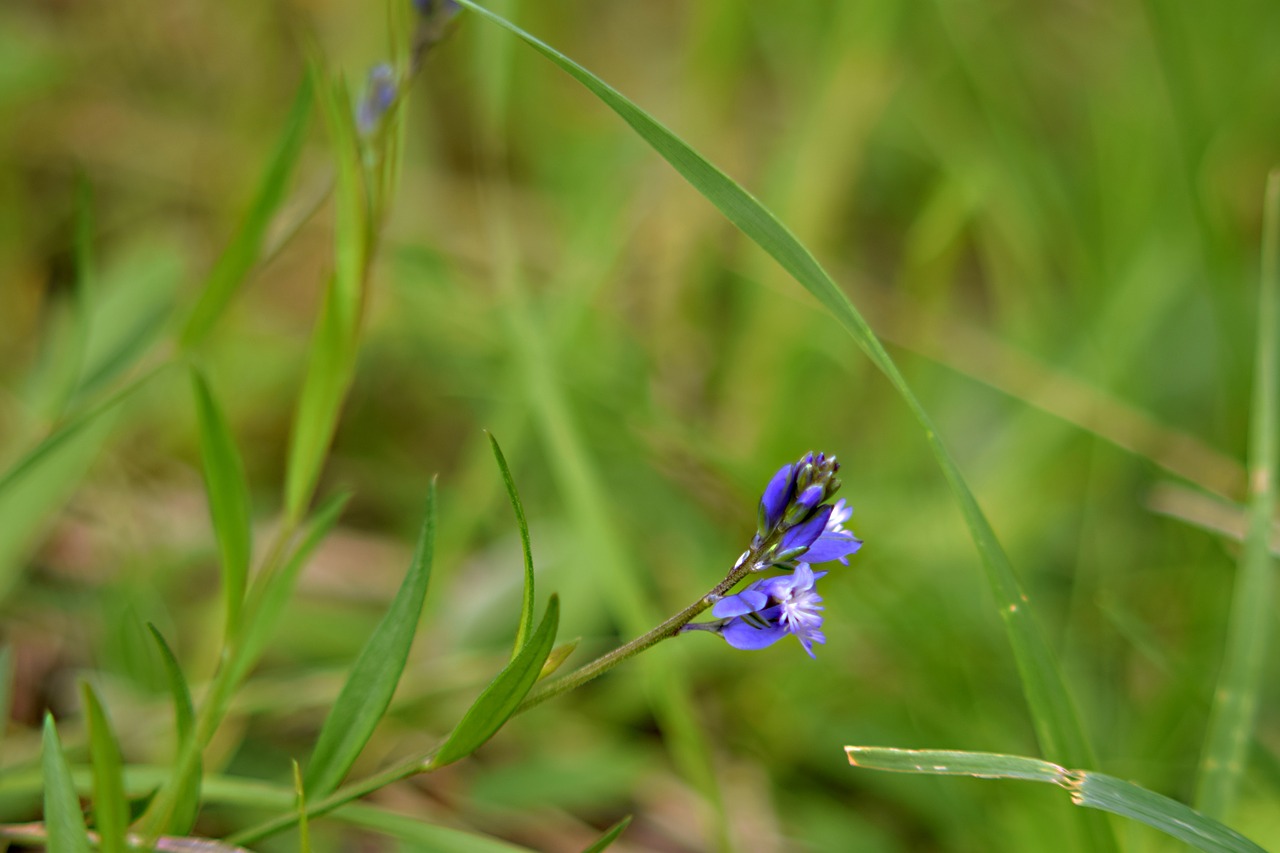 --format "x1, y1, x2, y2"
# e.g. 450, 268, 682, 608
140, 625, 202, 837
433, 595, 559, 768
580, 815, 632, 853
79, 683, 128, 853
488, 432, 535, 656
41, 714, 91, 853
292, 759, 311, 853
303, 480, 436, 797
182, 76, 315, 347
190, 368, 253, 637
